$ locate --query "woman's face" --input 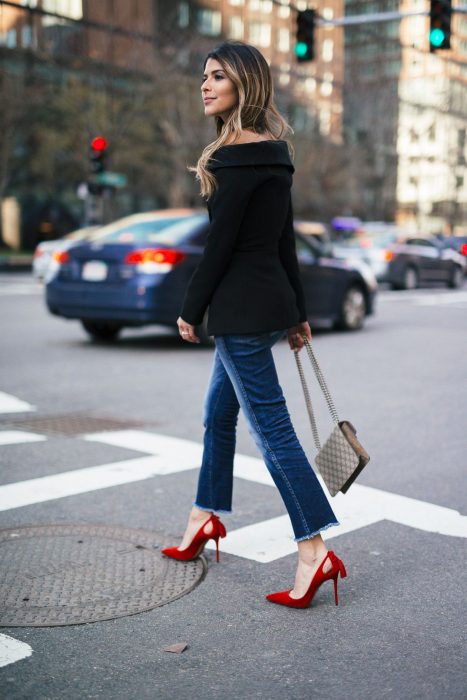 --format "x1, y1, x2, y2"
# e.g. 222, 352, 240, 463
201, 58, 238, 121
